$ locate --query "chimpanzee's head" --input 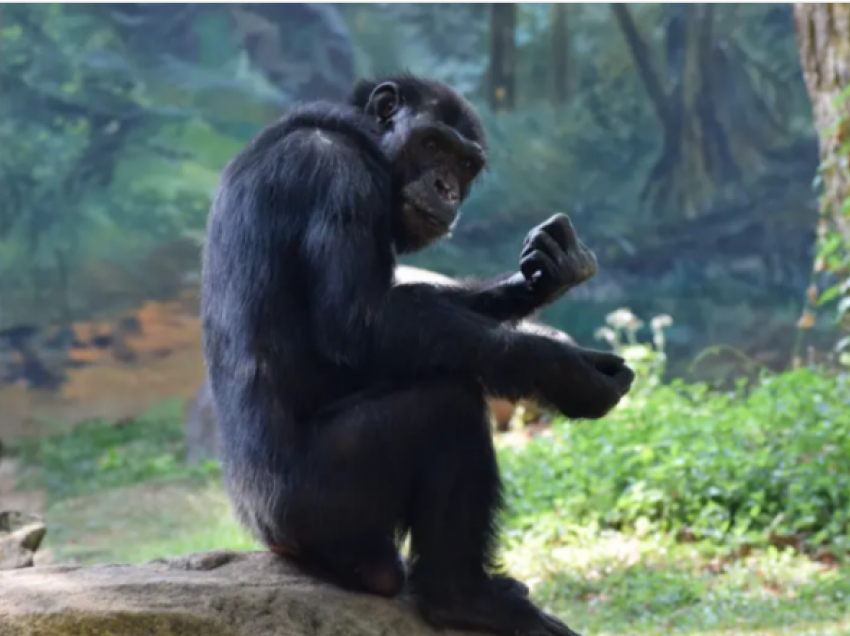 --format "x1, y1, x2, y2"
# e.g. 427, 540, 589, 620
350, 74, 487, 254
